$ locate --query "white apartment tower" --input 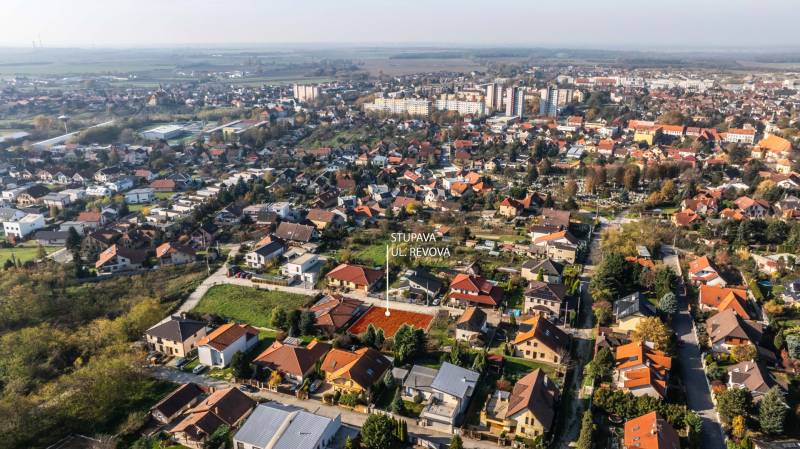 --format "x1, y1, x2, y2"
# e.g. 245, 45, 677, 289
293, 84, 320, 102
